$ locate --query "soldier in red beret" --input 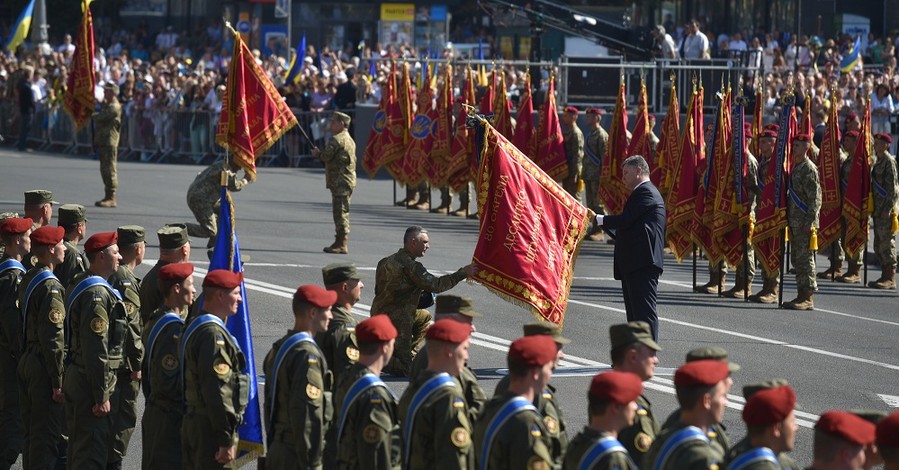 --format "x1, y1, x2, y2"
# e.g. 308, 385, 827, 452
474, 335, 557, 469
261, 284, 336, 469
140, 262, 195, 469
643, 360, 732, 469
398, 318, 475, 469
877, 411, 899, 469
17, 225, 67, 469
723, 385, 798, 470
564, 371, 644, 469
331, 315, 400, 469
783, 134, 822, 310
561, 105, 585, 199
868, 132, 898, 289
810, 411, 876, 469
